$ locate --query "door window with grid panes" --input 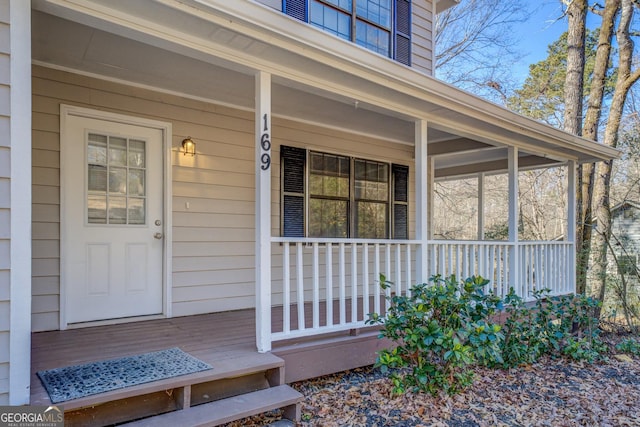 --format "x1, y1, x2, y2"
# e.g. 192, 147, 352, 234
87, 133, 147, 225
